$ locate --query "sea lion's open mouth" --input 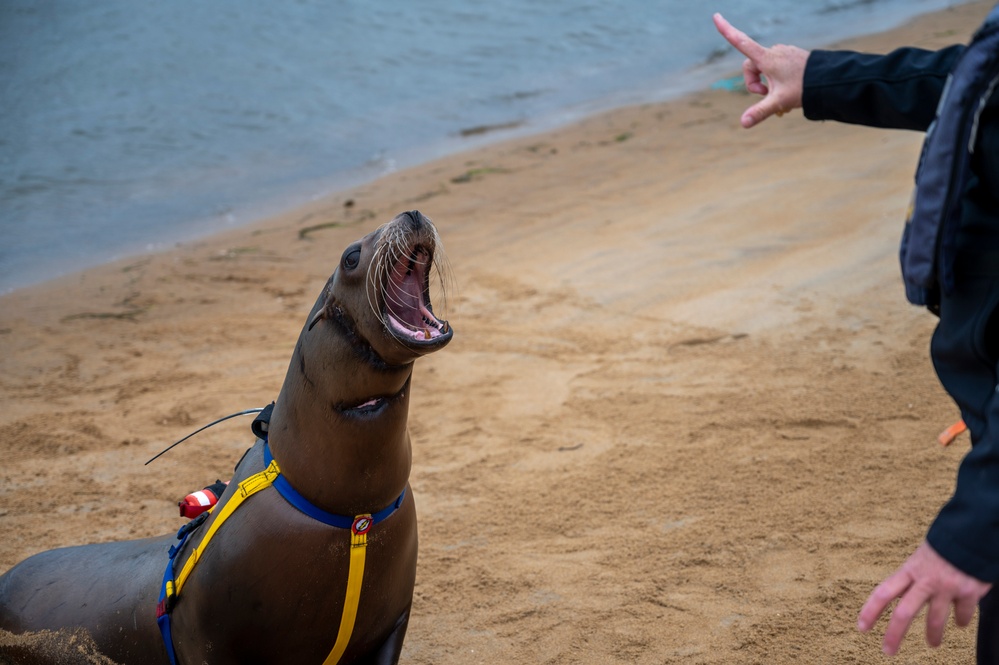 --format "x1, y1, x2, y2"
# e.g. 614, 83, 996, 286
383, 244, 451, 344
362, 211, 453, 354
